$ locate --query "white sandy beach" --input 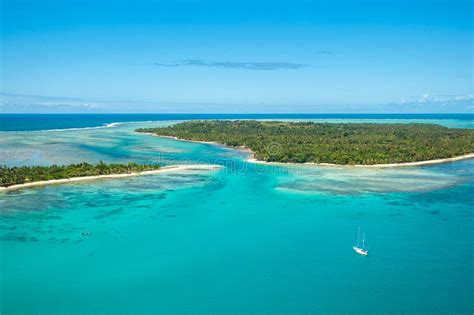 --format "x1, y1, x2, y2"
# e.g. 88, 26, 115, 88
0, 164, 222, 192
247, 153, 474, 168
140, 133, 221, 145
